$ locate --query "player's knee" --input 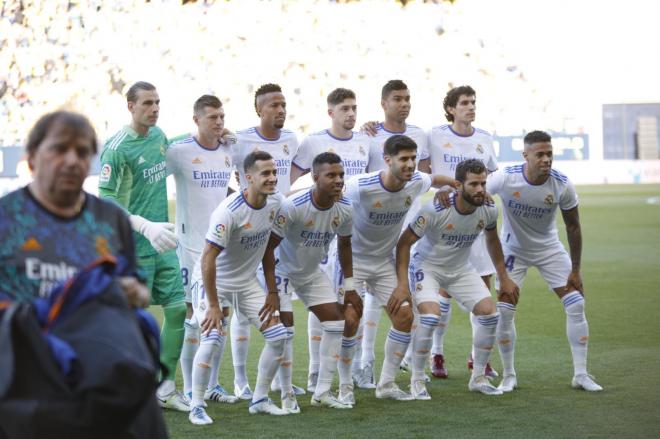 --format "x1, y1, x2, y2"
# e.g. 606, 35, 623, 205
472, 298, 496, 316
392, 304, 413, 332
497, 290, 518, 306
343, 307, 360, 335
